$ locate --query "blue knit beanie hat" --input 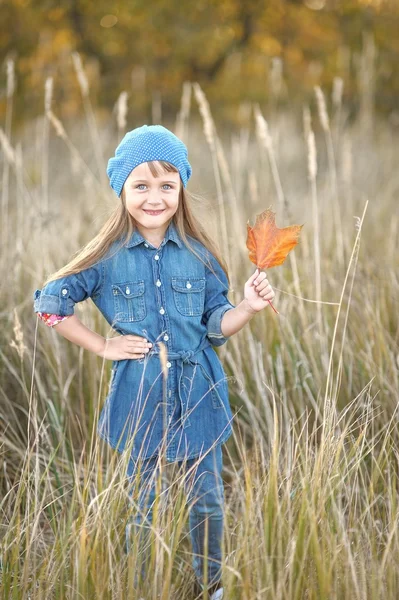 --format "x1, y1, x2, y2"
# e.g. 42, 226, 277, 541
107, 124, 192, 197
